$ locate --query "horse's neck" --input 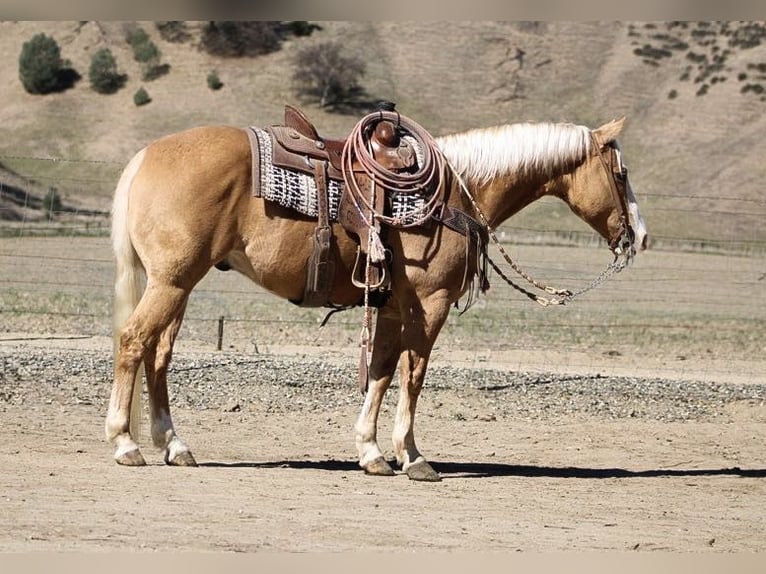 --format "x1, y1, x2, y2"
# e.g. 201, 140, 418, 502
470, 172, 557, 229
438, 122, 590, 229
